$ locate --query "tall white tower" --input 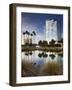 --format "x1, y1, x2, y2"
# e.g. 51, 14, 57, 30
45, 19, 58, 43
